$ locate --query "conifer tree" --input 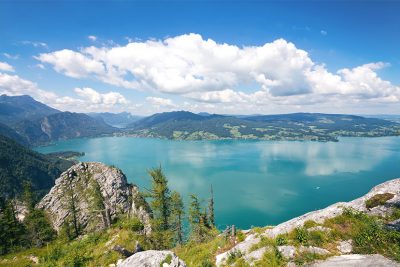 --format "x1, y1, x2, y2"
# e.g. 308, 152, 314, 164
0, 200, 25, 254
208, 184, 215, 227
147, 166, 171, 231
170, 191, 184, 245
146, 166, 173, 249
188, 194, 203, 242
22, 181, 35, 211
